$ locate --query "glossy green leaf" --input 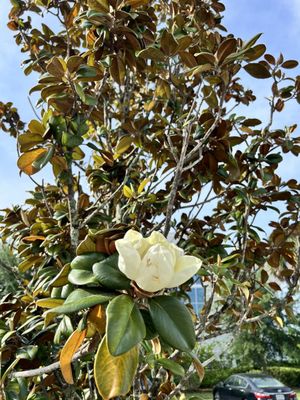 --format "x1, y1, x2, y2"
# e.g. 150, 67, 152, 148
71, 252, 106, 270
48, 289, 115, 314
156, 358, 185, 376
32, 146, 55, 170
92, 254, 131, 290
76, 65, 101, 81
149, 296, 196, 352
68, 269, 98, 286
61, 132, 83, 148
140, 309, 158, 340
265, 153, 283, 165
106, 295, 146, 356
